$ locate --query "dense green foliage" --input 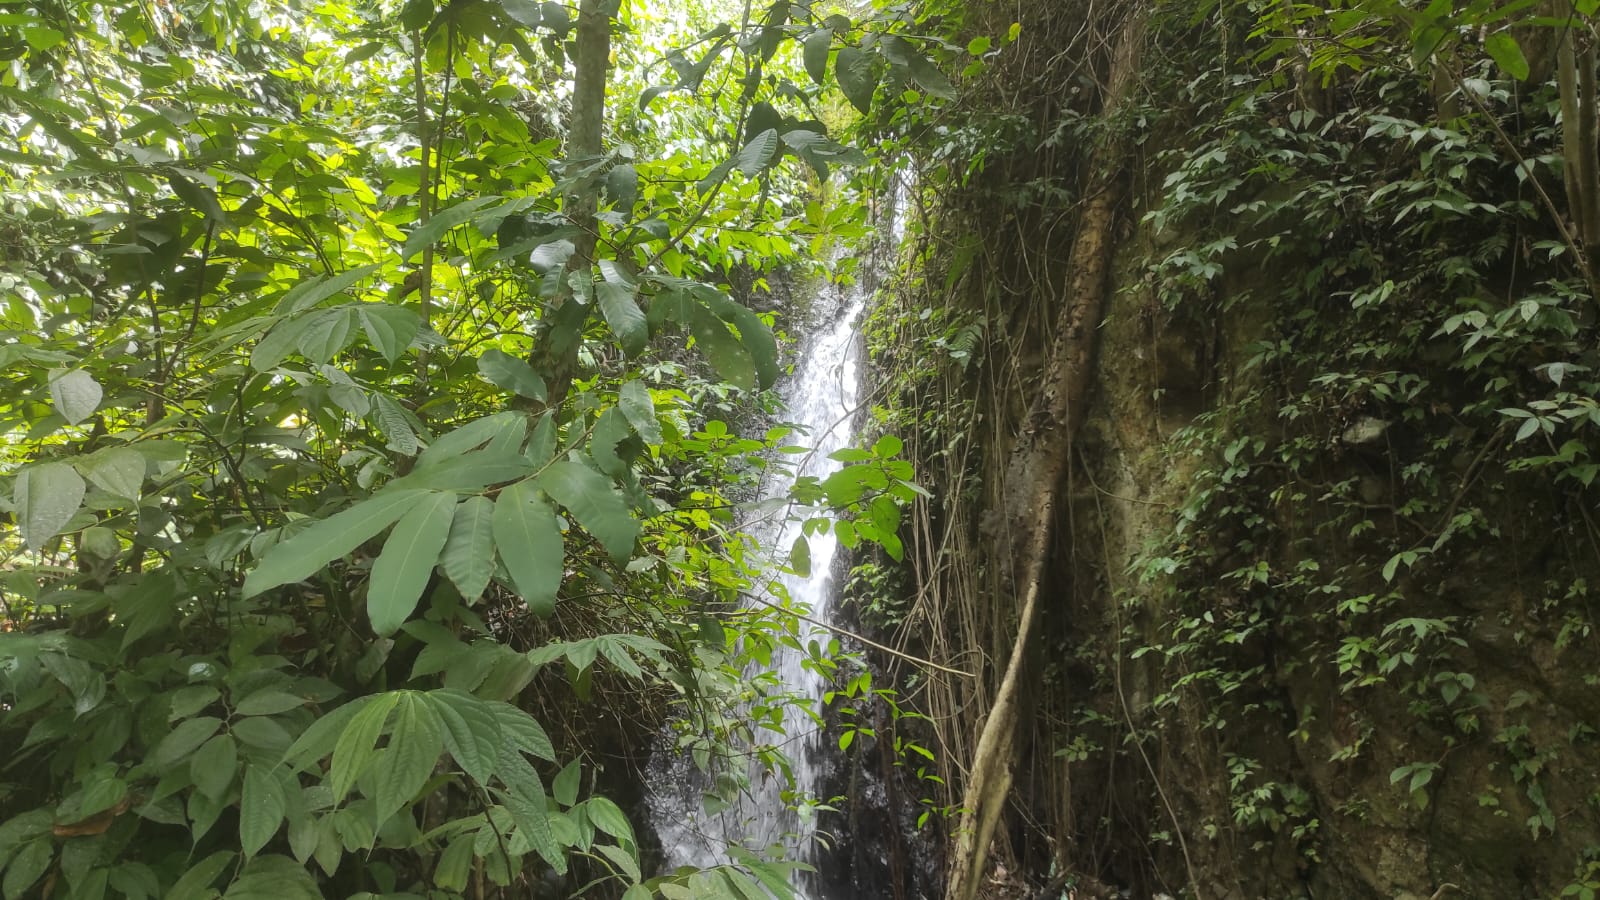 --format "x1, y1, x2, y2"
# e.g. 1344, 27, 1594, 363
0, 0, 958, 897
